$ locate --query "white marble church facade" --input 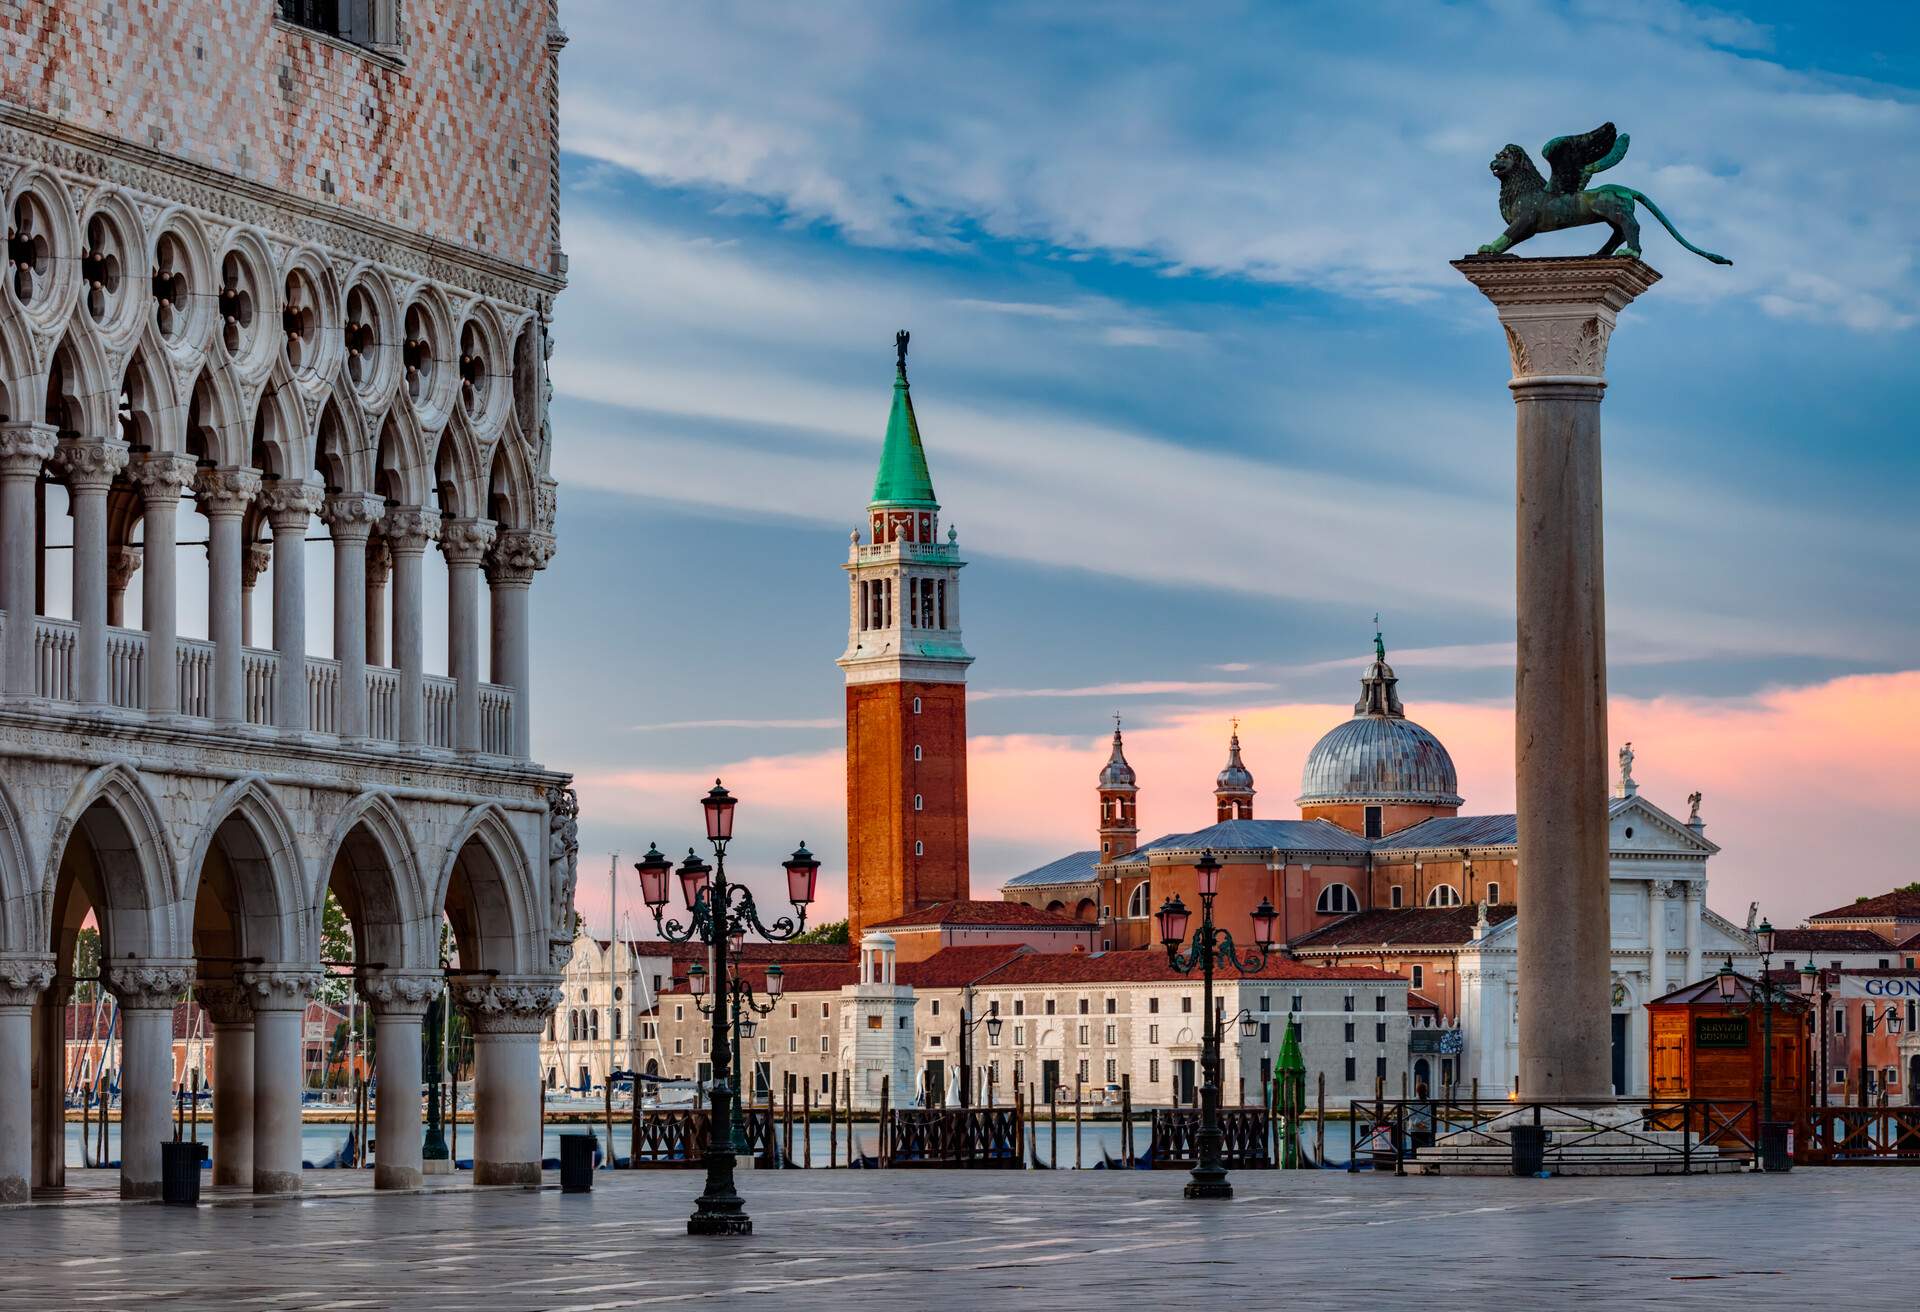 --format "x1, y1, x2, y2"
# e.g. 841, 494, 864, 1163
0, 2, 577, 1202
